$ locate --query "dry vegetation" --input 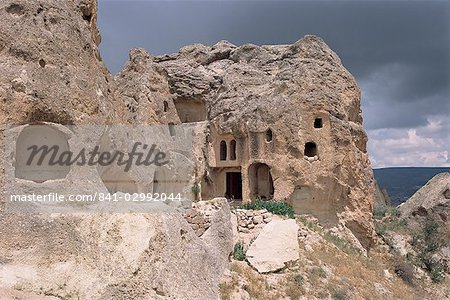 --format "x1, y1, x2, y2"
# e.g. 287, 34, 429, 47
220, 215, 450, 300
